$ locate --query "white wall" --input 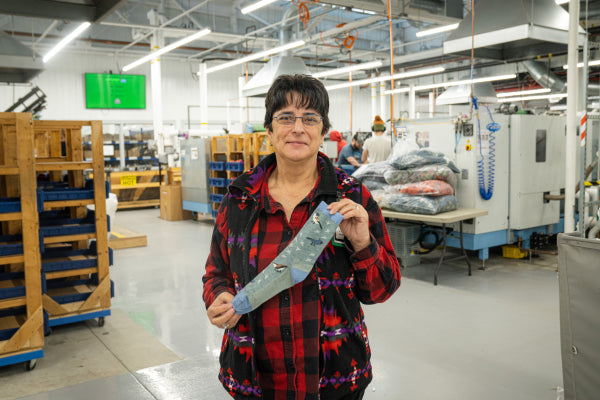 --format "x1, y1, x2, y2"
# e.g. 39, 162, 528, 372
0, 53, 243, 128
0, 52, 386, 135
